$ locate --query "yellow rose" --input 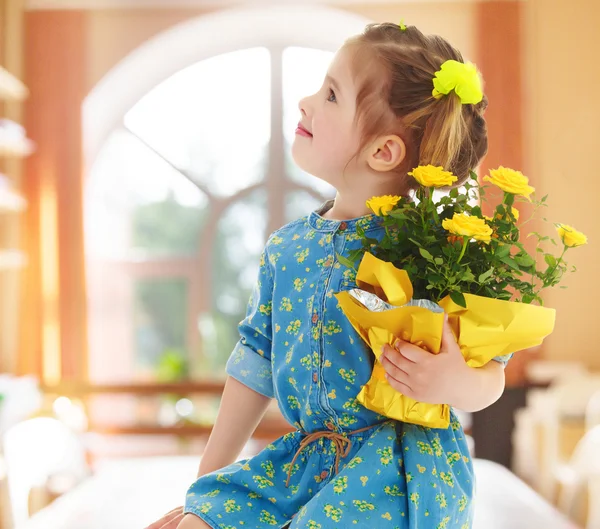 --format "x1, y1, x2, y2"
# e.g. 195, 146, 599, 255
483, 167, 535, 199
366, 195, 401, 216
442, 213, 493, 243
556, 224, 588, 248
408, 165, 458, 188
